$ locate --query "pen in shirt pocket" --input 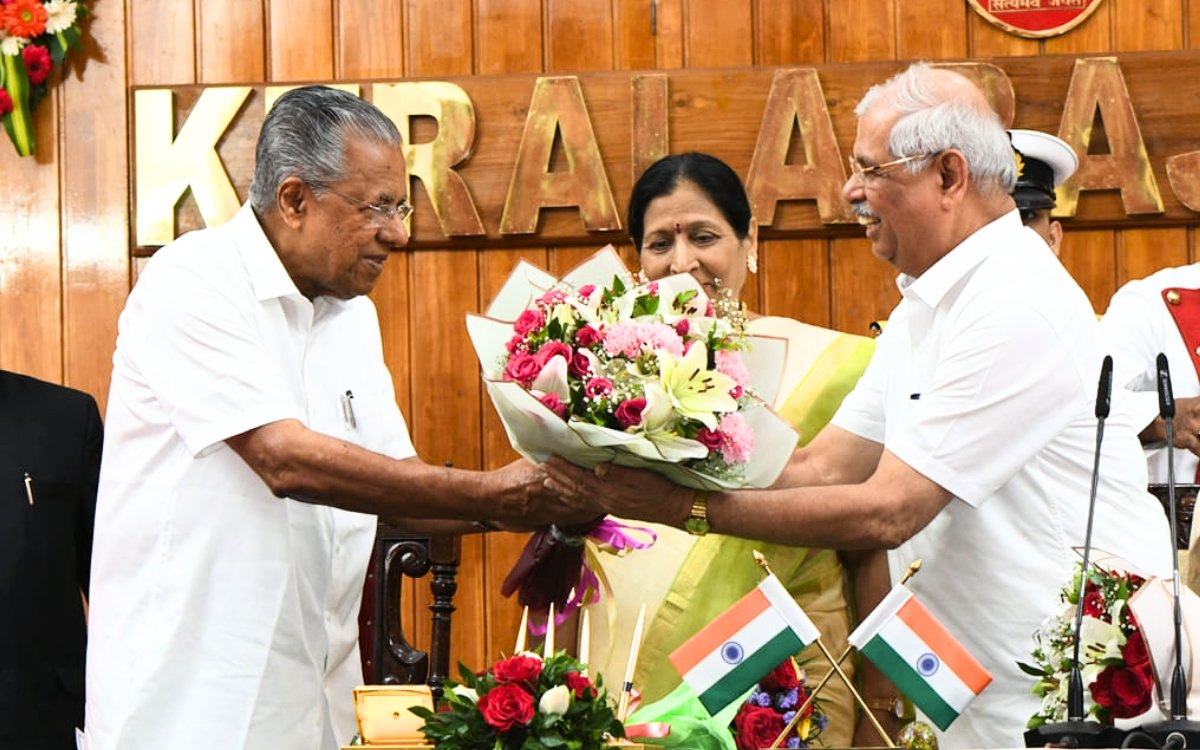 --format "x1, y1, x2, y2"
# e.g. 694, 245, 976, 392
340, 390, 357, 430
